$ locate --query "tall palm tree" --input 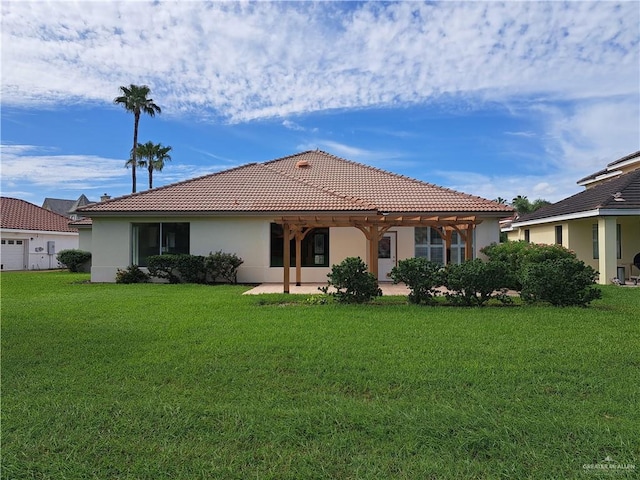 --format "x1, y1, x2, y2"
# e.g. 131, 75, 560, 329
127, 142, 172, 190
114, 85, 161, 193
